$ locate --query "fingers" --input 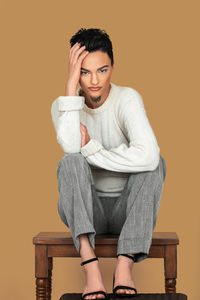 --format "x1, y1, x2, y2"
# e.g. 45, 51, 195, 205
73, 45, 86, 63
80, 123, 90, 146
80, 123, 88, 136
80, 123, 86, 131
69, 42, 81, 62
80, 125, 86, 144
69, 42, 79, 56
77, 49, 89, 66
69, 43, 79, 63
70, 42, 88, 65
